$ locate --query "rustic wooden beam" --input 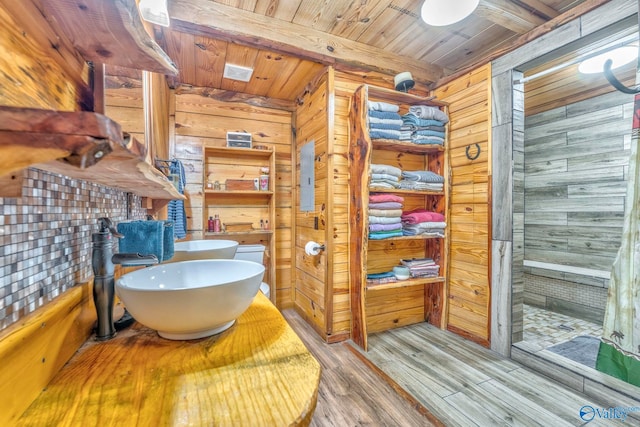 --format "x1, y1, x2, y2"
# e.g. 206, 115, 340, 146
0, 106, 183, 199
174, 85, 297, 112
0, 0, 93, 110
478, 0, 546, 34
168, 0, 444, 85
39, 0, 178, 76
515, 0, 560, 19
348, 86, 370, 350
435, 0, 613, 88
